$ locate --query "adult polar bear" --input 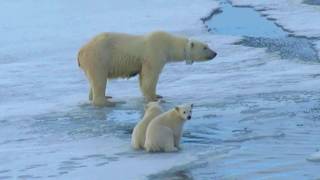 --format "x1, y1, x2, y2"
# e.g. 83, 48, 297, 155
78, 31, 217, 106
